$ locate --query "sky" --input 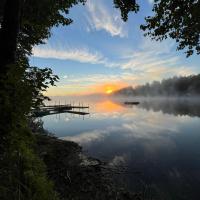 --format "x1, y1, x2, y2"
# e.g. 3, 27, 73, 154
30, 0, 200, 96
